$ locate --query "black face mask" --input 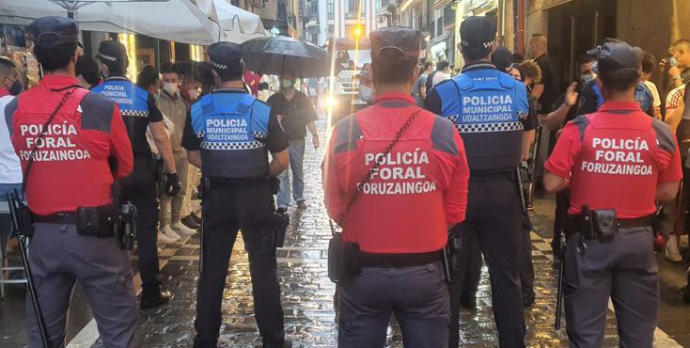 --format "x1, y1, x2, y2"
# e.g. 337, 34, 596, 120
9, 80, 21, 95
